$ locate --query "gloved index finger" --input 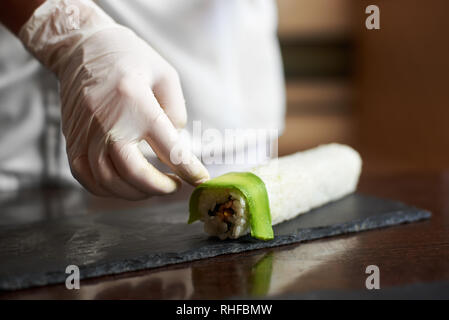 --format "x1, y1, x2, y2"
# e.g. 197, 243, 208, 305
142, 90, 210, 186
152, 69, 187, 129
